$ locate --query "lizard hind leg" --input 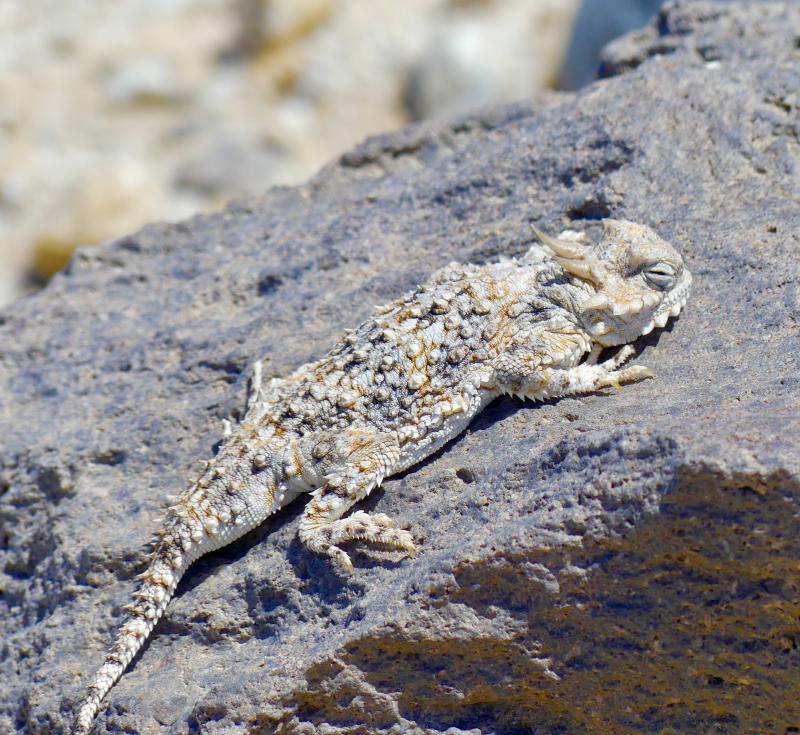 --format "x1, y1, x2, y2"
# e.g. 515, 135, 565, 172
298, 431, 416, 573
